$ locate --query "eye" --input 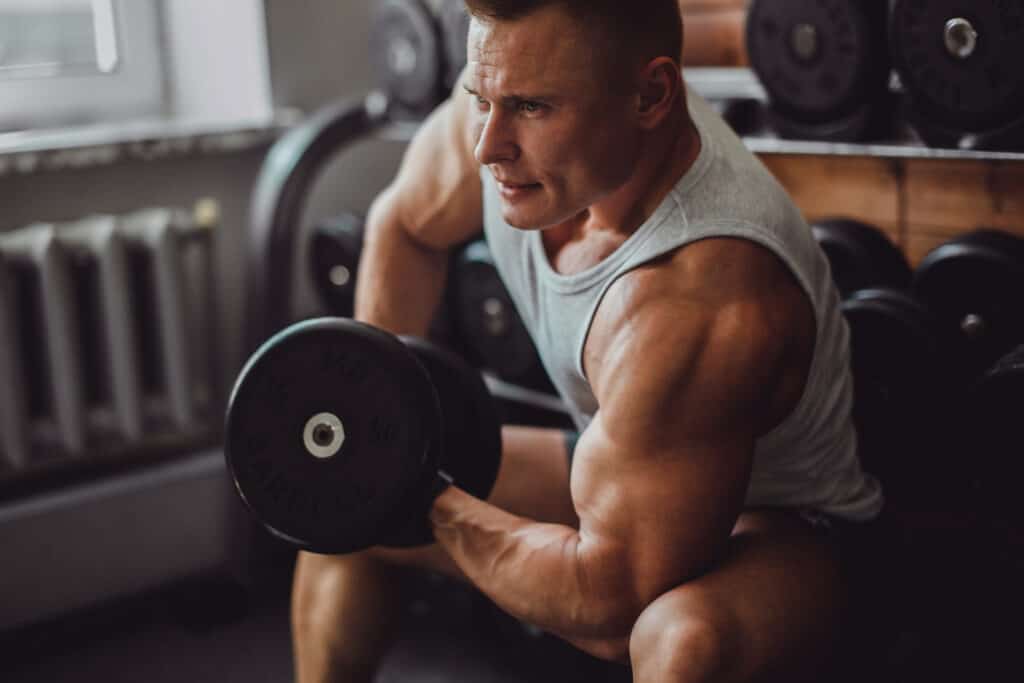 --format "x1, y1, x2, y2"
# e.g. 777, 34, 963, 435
475, 95, 490, 111
518, 101, 543, 114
